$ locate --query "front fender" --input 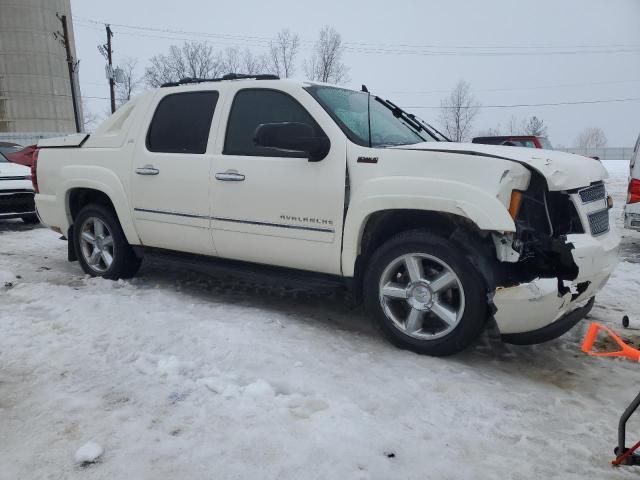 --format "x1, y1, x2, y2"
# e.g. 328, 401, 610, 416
341, 177, 516, 277
58, 166, 140, 245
